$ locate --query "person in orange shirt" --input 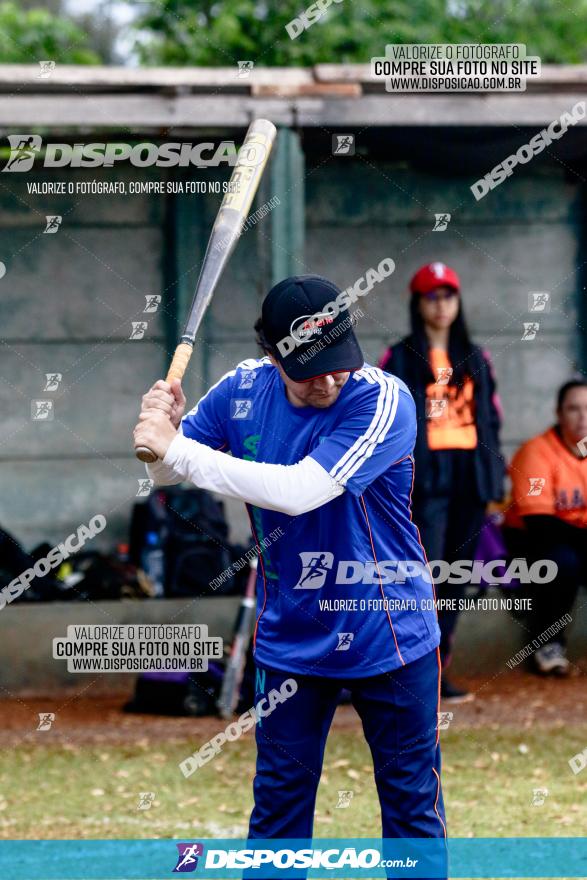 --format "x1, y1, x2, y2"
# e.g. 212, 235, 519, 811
379, 263, 505, 702
505, 380, 587, 675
